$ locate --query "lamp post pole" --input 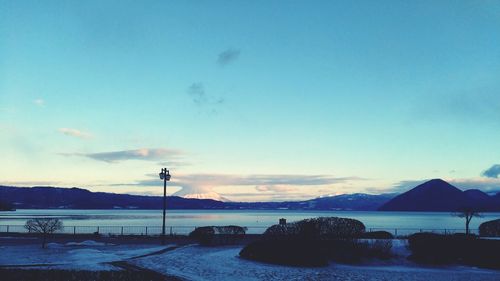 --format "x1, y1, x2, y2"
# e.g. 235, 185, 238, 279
159, 168, 171, 245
